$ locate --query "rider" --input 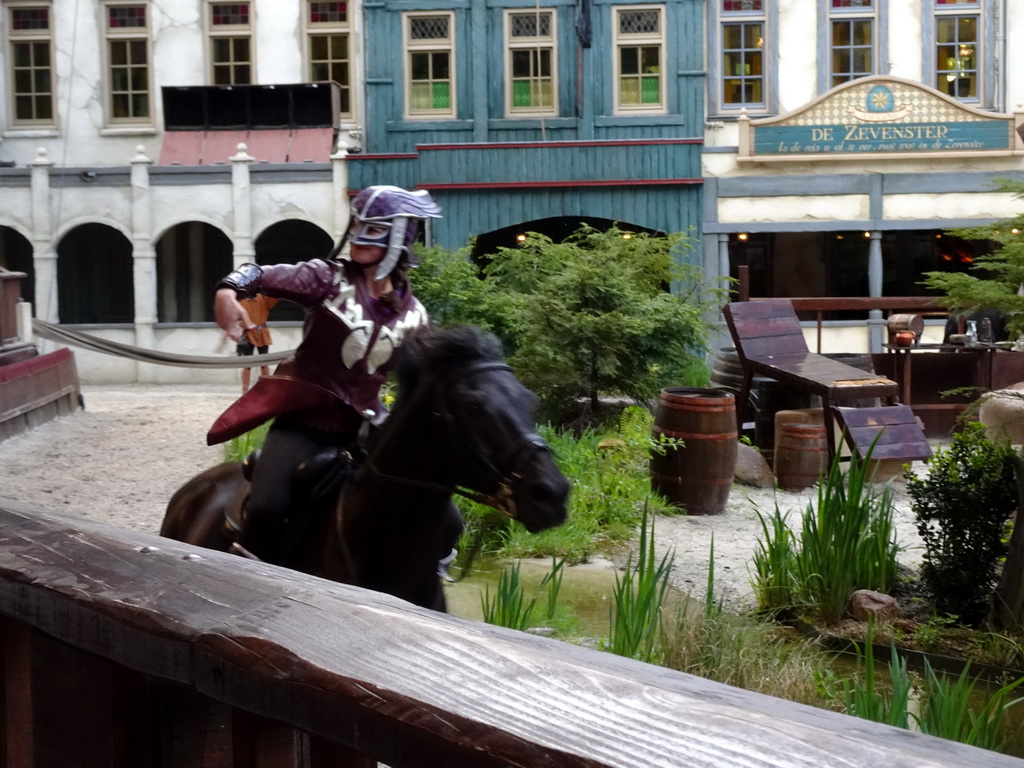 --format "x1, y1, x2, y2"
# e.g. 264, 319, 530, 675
209, 185, 442, 564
